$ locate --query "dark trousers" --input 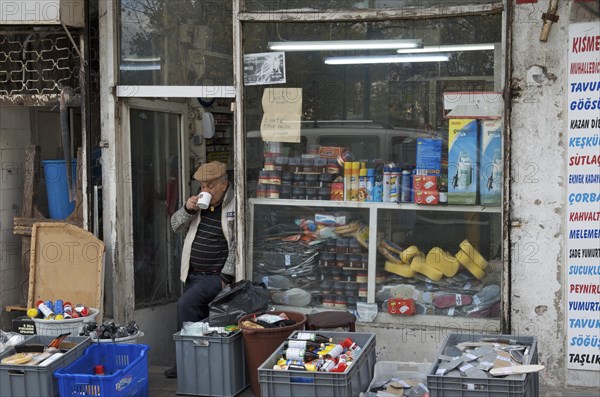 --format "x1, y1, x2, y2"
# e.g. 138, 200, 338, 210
177, 273, 222, 331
